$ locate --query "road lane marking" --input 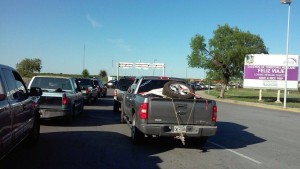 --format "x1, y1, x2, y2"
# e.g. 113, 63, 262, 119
208, 141, 262, 165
